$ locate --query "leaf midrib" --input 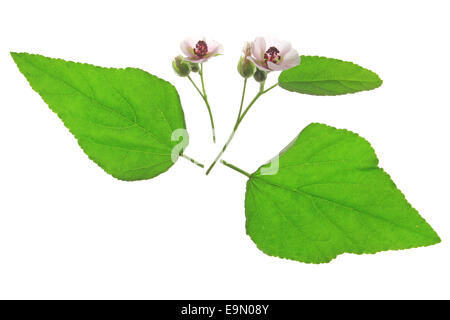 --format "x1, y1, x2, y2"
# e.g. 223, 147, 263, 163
253, 175, 438, 241
84, 137, 171, 156
249, 183, 332, 260
281, 78, 380, 83
19, 55, 173, 149
253, 180, 364, 249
